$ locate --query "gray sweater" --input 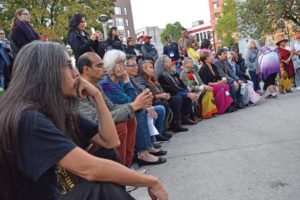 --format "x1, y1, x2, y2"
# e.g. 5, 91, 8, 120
245, 49, 259, 71
78, 85, 135, 124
